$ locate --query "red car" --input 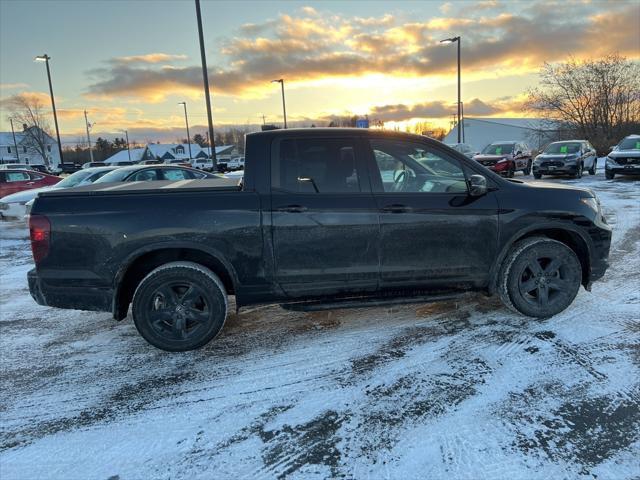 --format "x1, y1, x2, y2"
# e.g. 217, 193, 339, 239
0, 169, 61, 198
